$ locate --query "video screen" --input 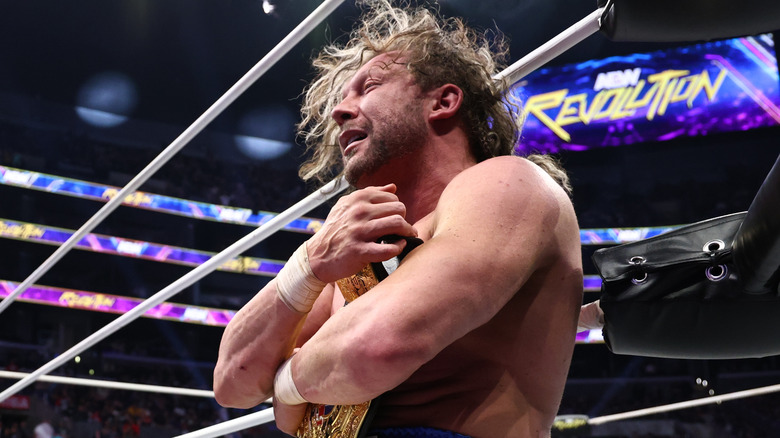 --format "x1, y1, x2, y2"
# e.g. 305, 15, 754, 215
512, 34, 780, 153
